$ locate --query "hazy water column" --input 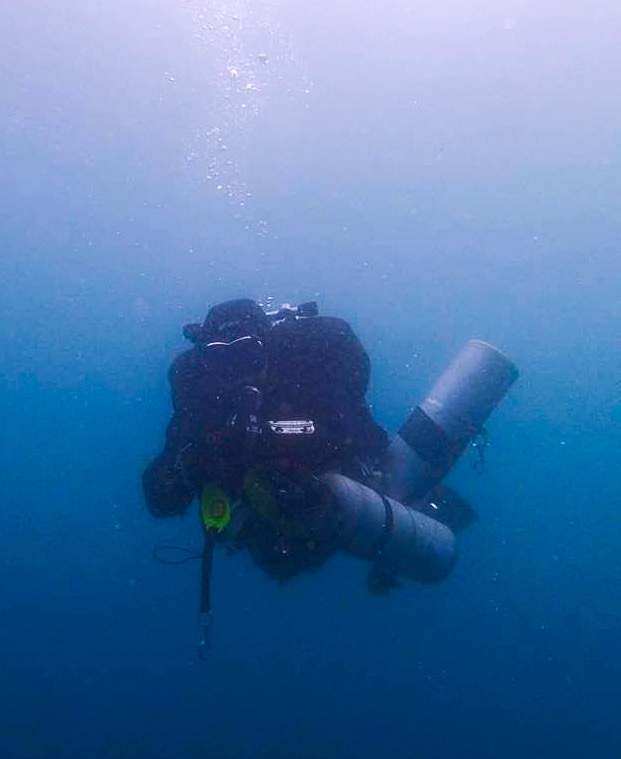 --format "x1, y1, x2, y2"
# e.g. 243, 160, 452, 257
185, 0, 311, 232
